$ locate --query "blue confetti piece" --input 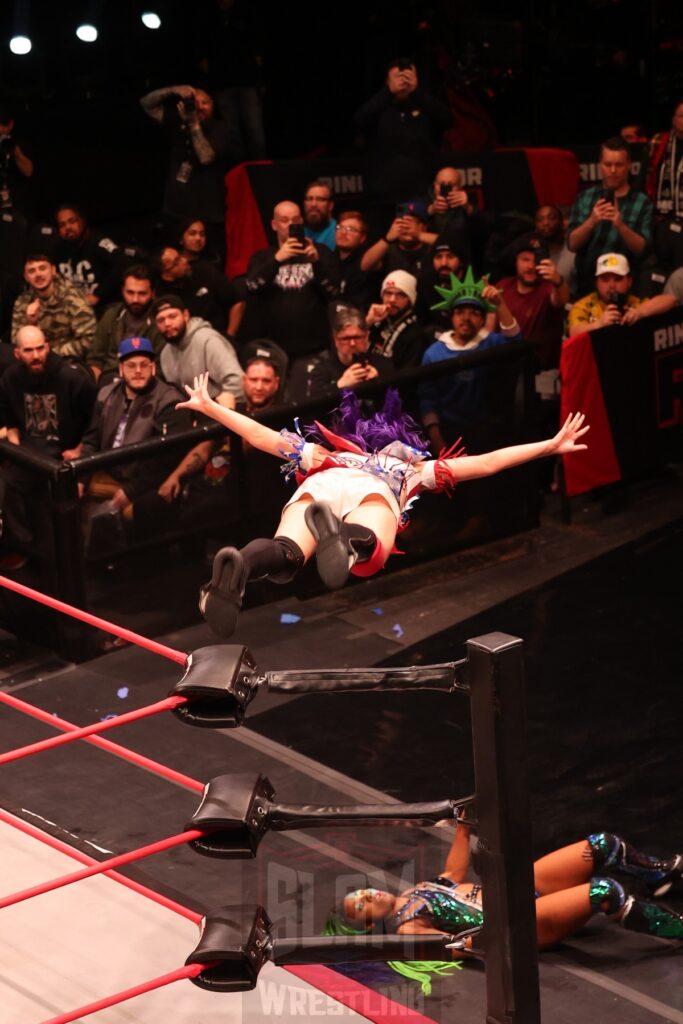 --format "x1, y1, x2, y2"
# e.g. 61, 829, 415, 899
371, 607, 384, 616
280, 612, 301, 625
117, 687, 129, 699
100, 713, 118, 721
392, 623, 404, 639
